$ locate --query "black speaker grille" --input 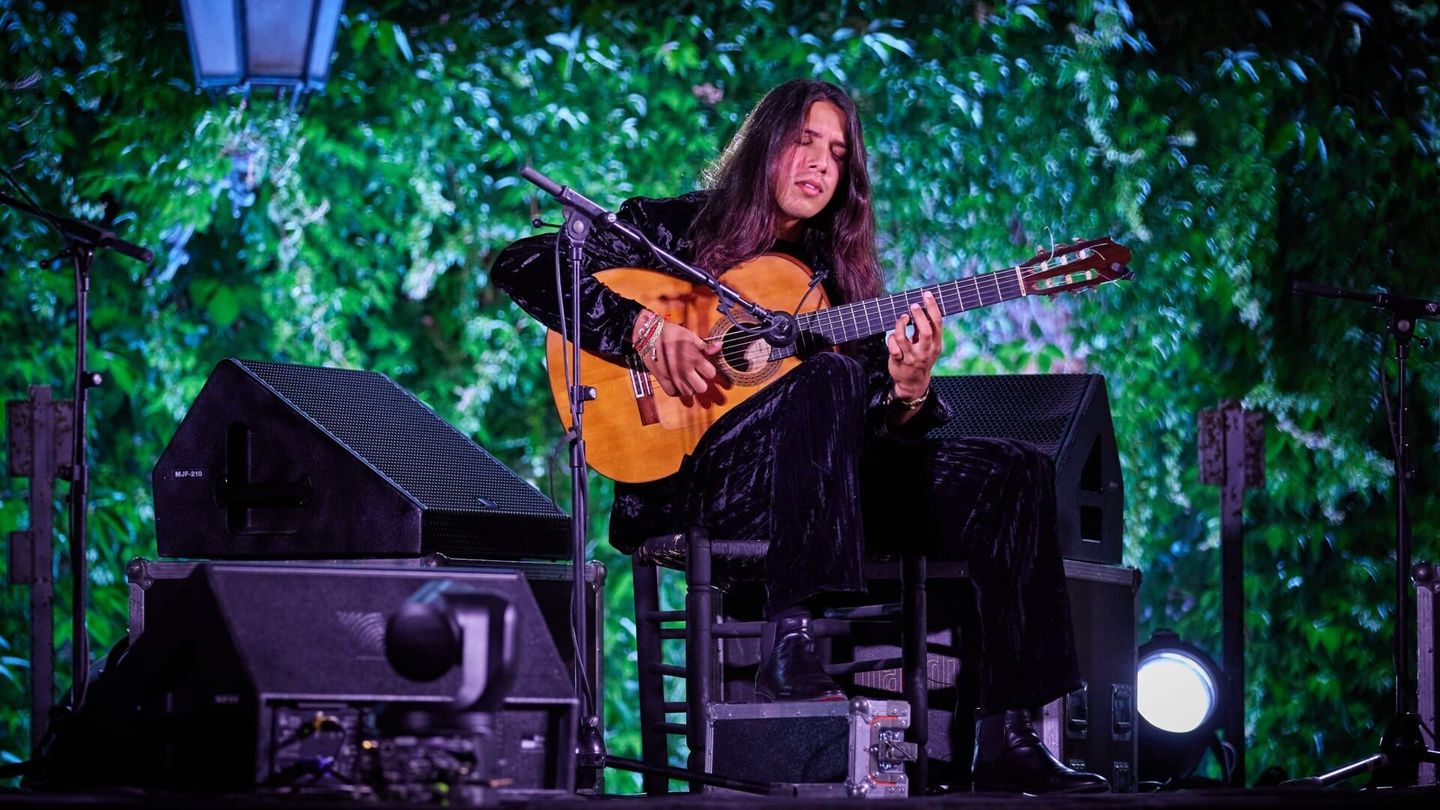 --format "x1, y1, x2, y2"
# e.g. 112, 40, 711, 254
925, 374, 1092, 456
239, 360, 564, 522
